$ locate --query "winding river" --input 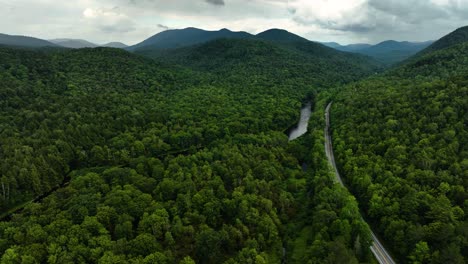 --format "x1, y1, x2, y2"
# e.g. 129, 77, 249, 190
288, 102, 312, 141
